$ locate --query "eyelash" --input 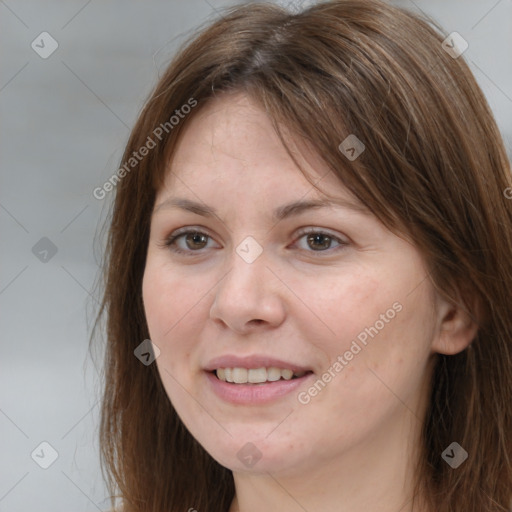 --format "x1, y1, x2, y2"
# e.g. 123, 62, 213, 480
159, 227, 349, 257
